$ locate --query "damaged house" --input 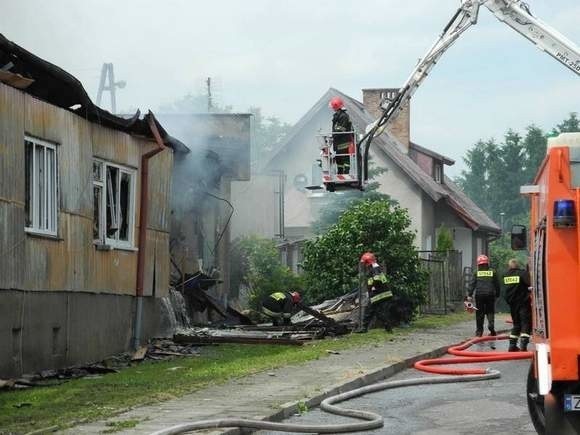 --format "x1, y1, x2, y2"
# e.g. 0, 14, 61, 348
233, 88, 500, 272
156, 113, 252, 322
0, 34, 186, 377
